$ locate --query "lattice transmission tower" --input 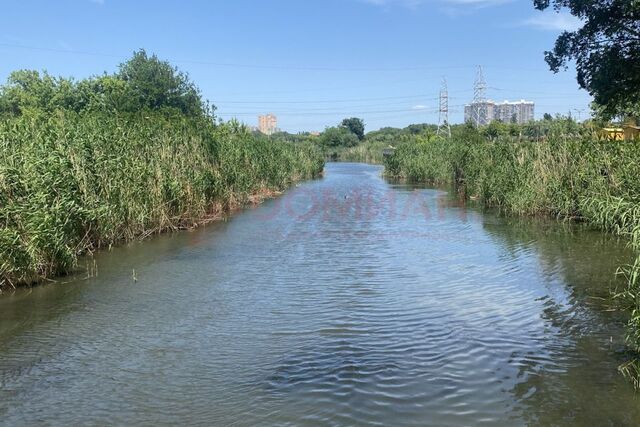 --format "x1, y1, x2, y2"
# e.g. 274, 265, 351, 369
436, 77, 451, 138
472, 65, 488, 127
